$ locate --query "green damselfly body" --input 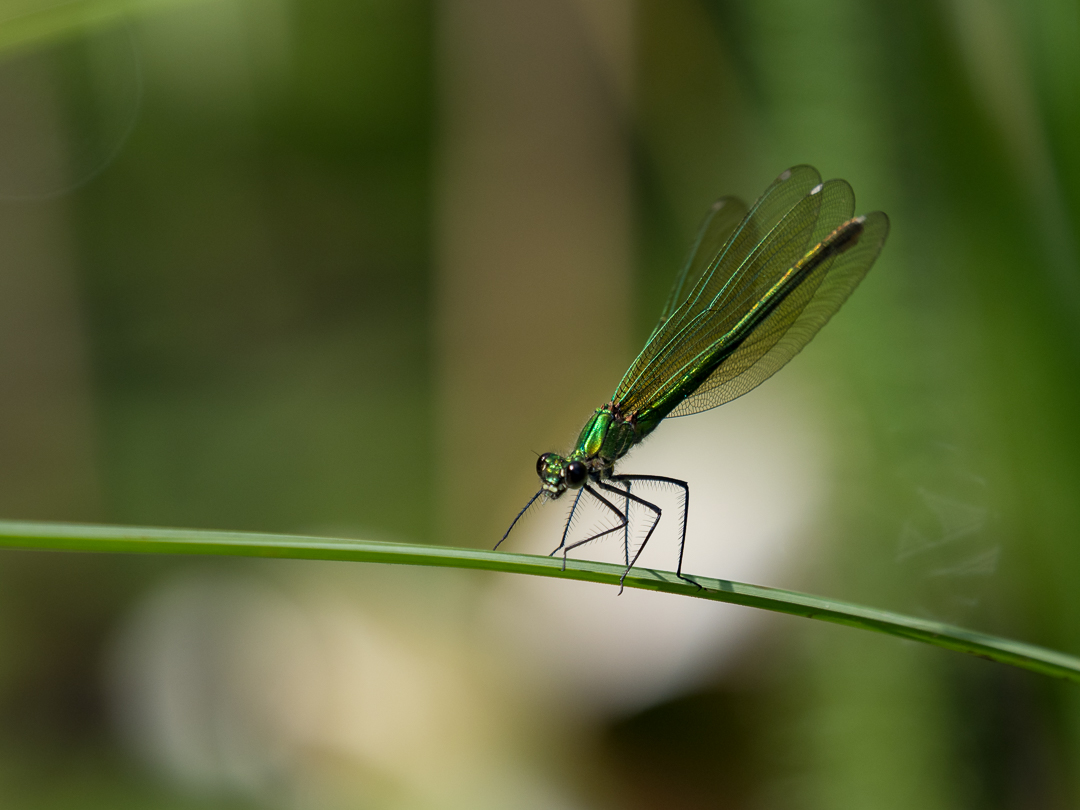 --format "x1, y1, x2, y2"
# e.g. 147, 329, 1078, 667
496, 166, 889, 589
